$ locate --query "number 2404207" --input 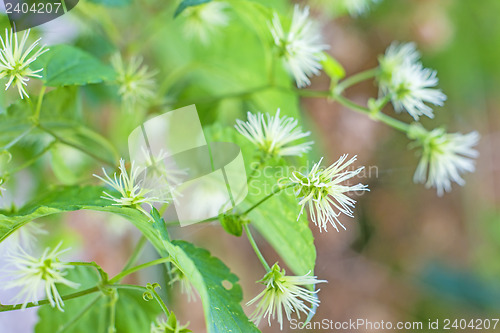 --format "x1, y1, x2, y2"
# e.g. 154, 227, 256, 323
5, 2, 63, 14
443, 319, 499, 330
